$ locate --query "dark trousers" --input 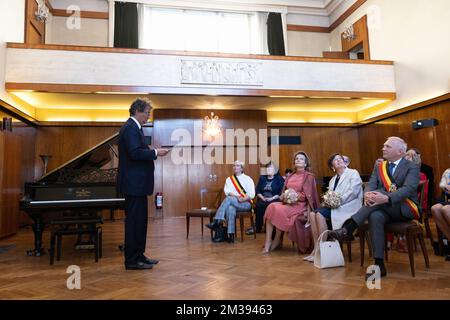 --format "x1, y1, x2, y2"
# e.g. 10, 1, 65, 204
255, 199, 280, 232
124, 195, 148, 265
351, 204, 411, 259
